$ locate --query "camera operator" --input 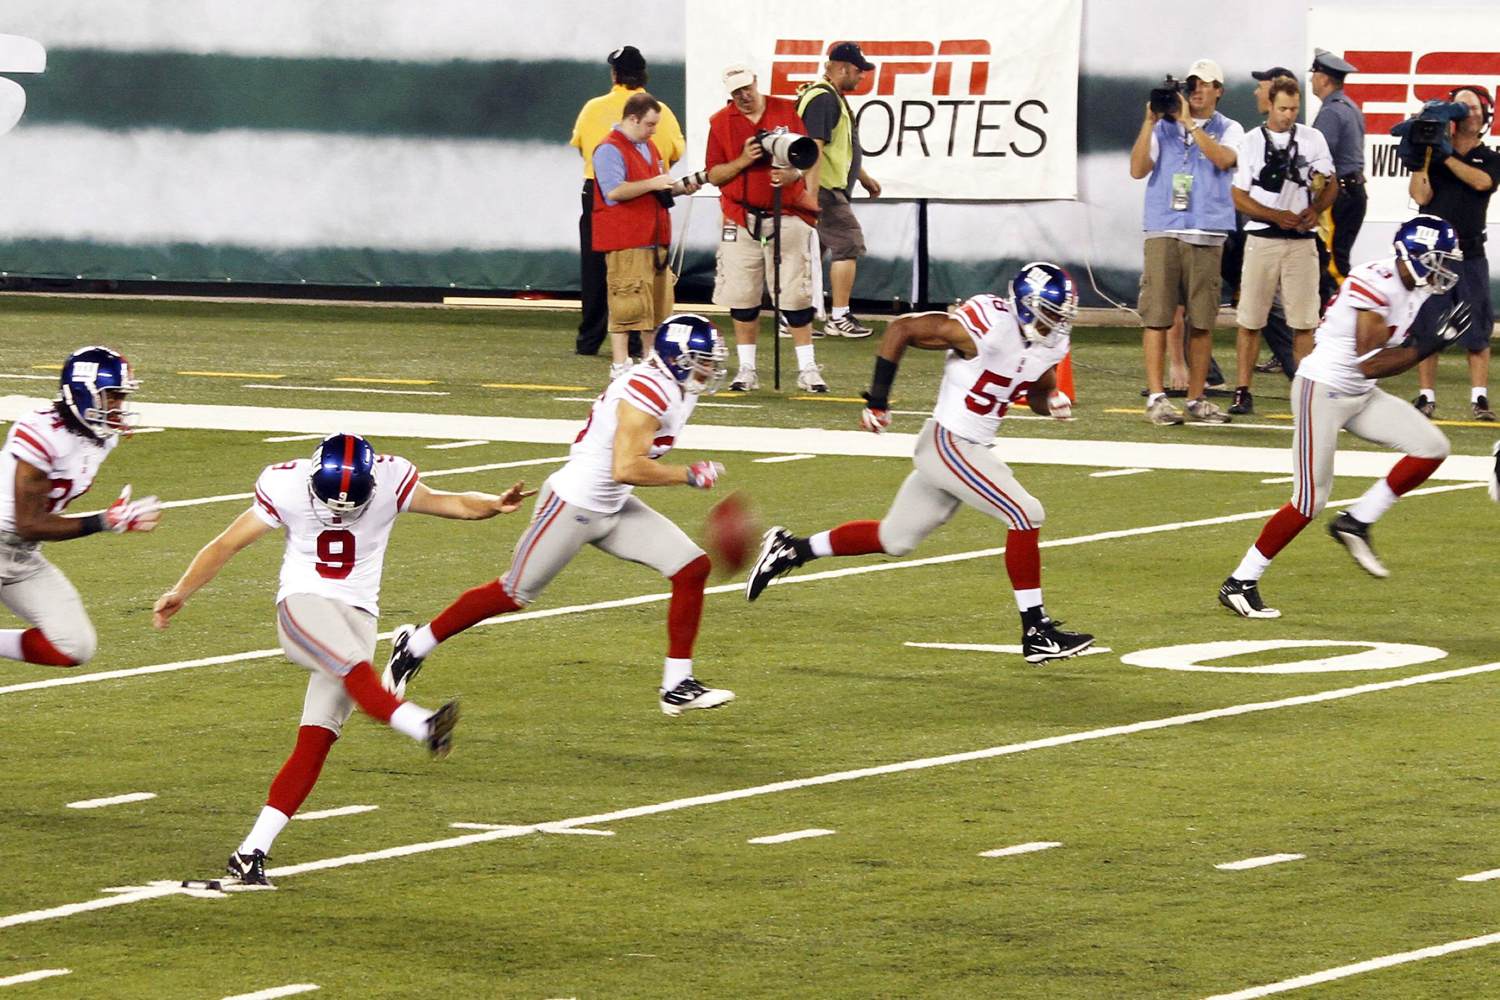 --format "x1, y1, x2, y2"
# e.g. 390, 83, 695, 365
705, 64, 827, 393
1309, 50, 1365, 301
1408, 85, 1500, 421
1230, 77, 1336, 416
1130, 58, 1243, 425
